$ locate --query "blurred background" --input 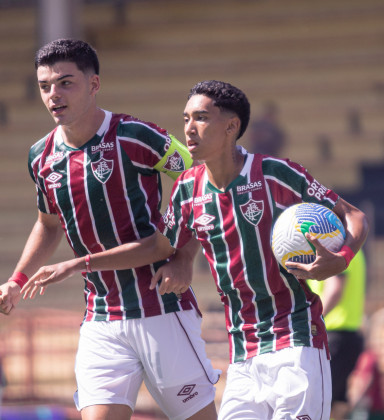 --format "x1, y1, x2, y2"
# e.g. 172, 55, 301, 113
0, 0, 384, 418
